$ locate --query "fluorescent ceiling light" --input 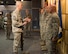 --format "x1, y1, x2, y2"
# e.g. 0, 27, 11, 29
21, 0, 24, 1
